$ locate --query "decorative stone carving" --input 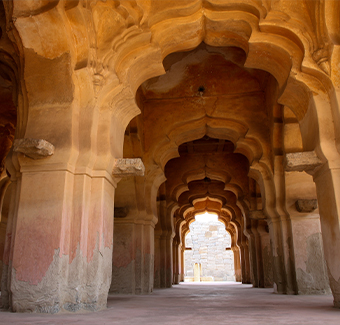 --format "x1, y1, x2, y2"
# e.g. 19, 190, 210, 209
112, 158, 145, 177
313, 47, 331, 75
285, 151, 323, 172
295, 199, 318, 213
13, 138, 55, 159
